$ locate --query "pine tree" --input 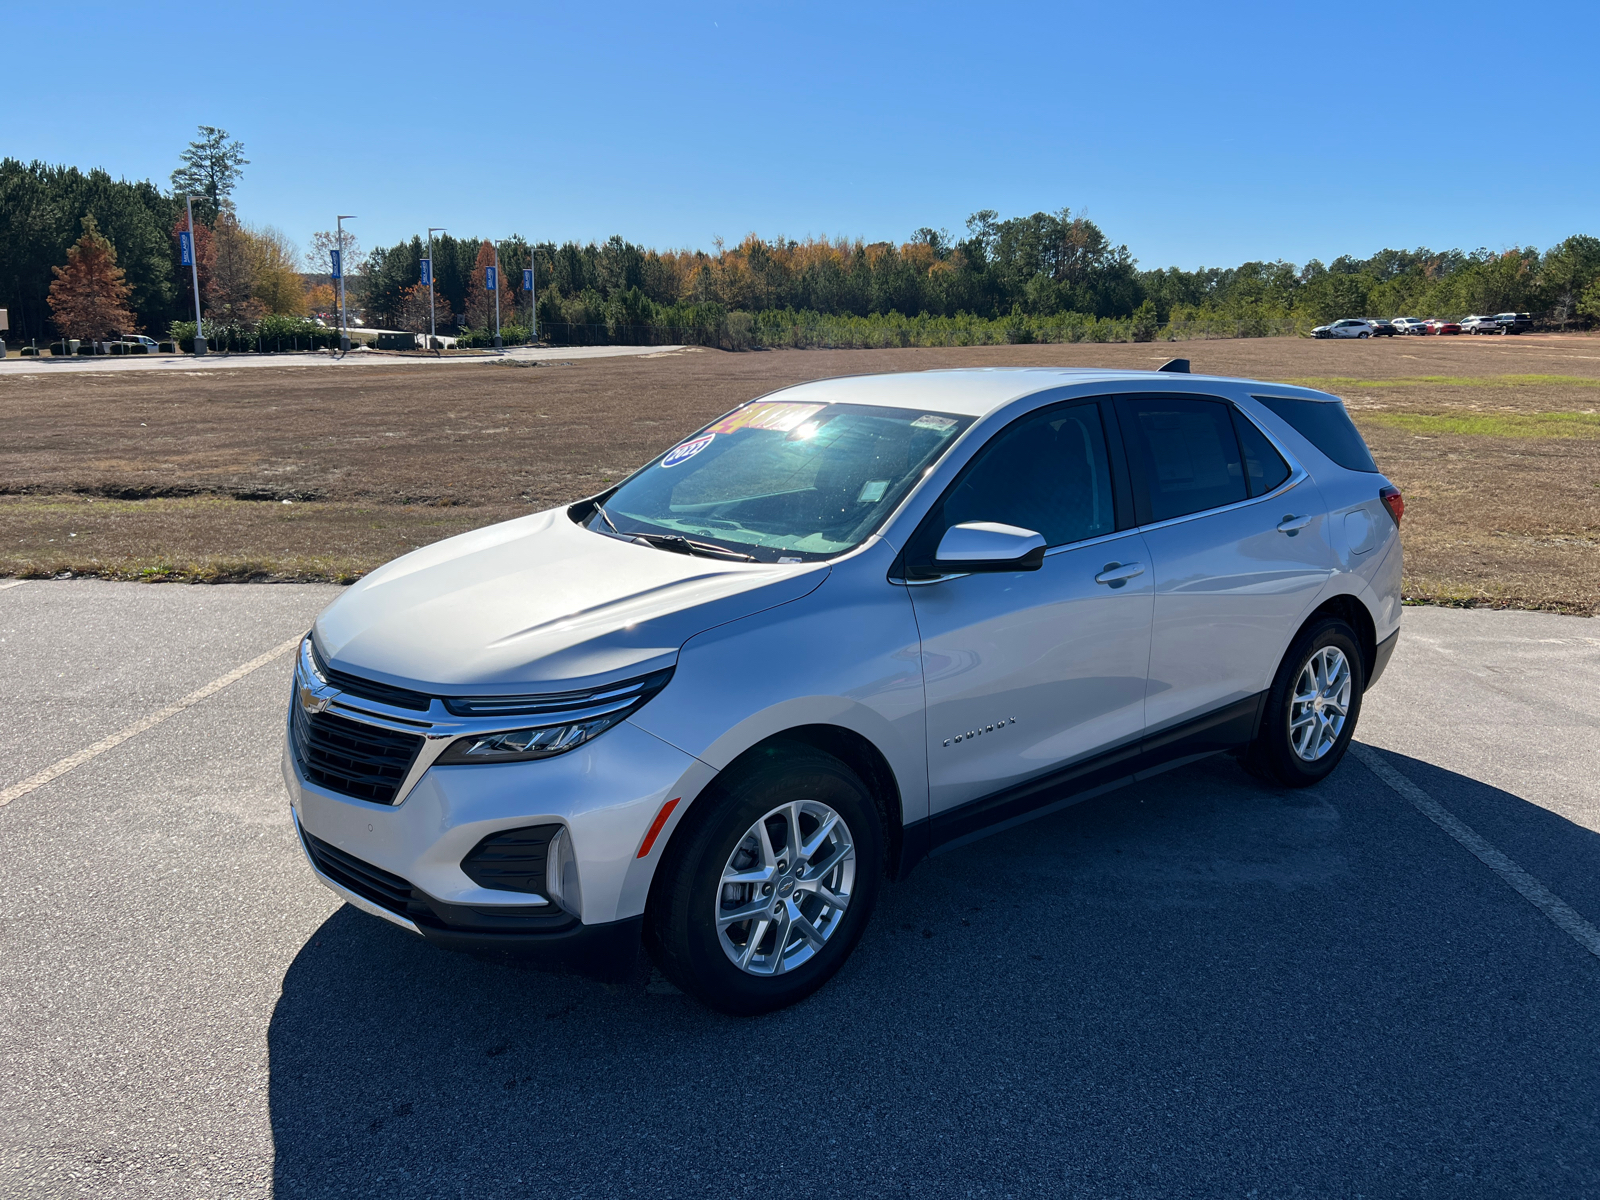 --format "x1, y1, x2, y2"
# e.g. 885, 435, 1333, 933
48, 216, 136, 341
